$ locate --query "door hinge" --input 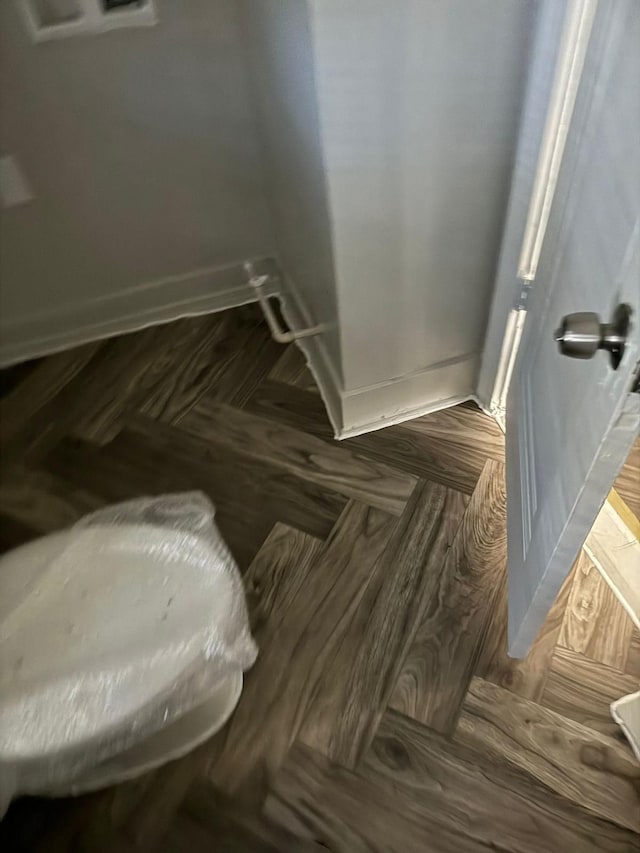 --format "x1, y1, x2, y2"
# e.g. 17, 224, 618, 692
514, 279, 532, 311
